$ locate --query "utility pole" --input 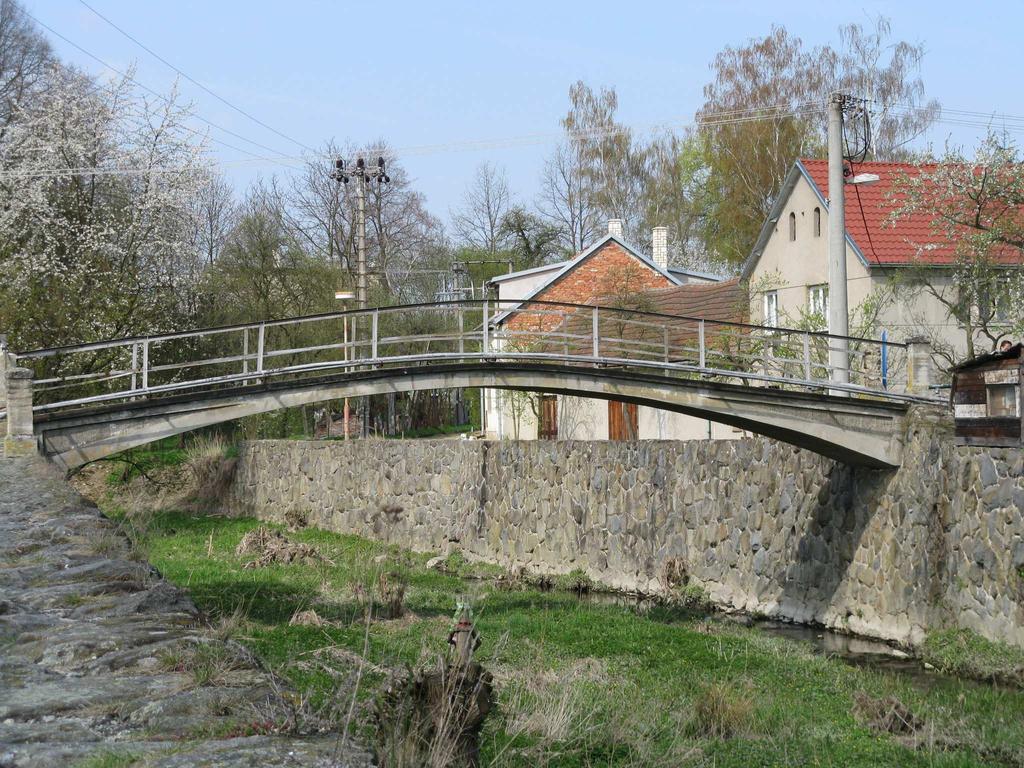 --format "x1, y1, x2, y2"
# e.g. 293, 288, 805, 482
333, 157, 390, 309
332, 155, 391, 435
827, 93, 850, 394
